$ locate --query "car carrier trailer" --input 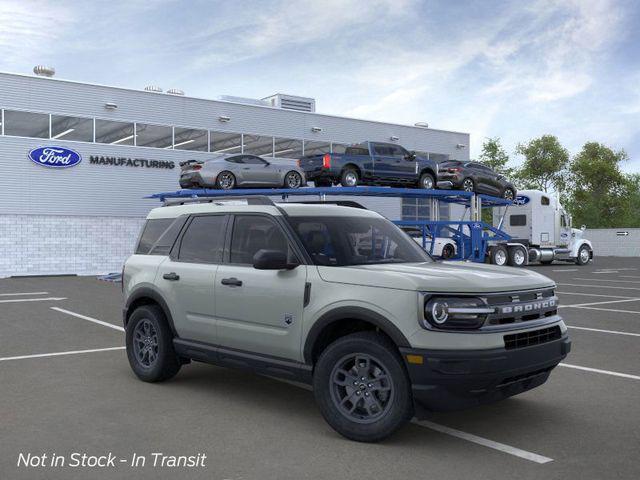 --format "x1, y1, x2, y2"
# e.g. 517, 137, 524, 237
148, 186, 592, 267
